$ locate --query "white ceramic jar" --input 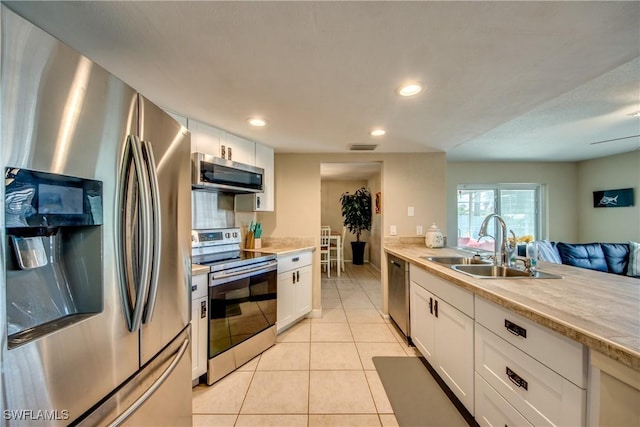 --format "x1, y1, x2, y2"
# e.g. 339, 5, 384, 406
425, 222, 444, 248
